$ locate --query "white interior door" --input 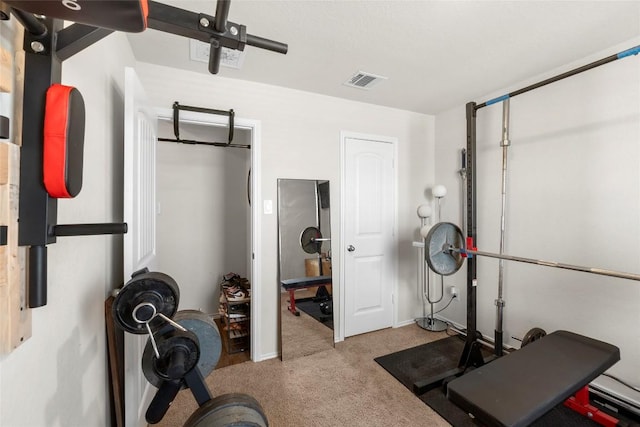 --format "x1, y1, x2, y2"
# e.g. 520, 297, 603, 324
123, 66, 157, 427
342, 135, 396, 337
